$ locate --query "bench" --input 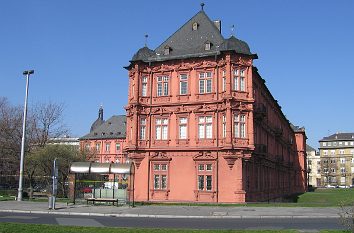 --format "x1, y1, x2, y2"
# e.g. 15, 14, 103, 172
85, 198, 118, 206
